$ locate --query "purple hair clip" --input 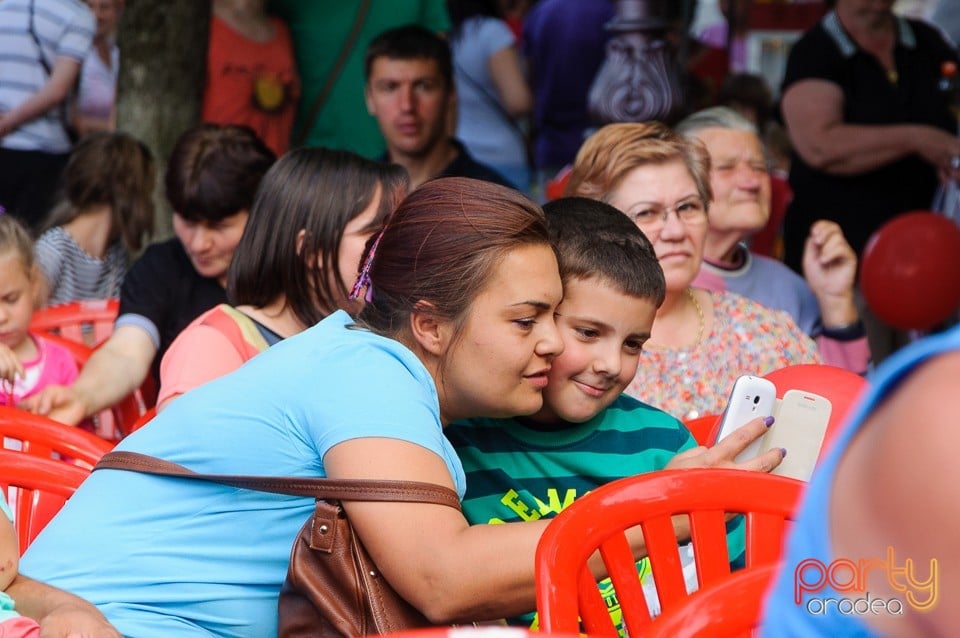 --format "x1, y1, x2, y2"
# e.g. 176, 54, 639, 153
349, 230, 384, 302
